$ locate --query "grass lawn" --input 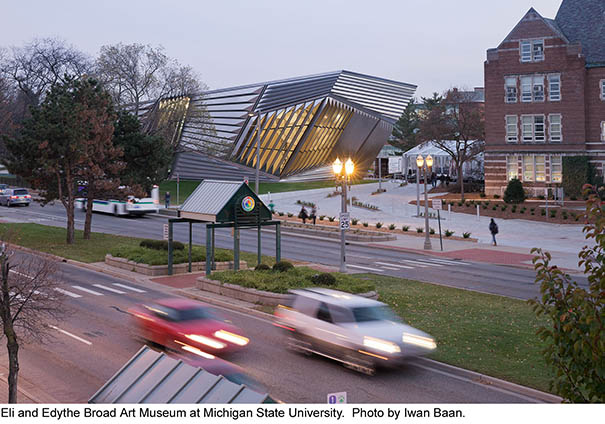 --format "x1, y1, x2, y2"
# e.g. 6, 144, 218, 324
0, 223, 275, 266
364, 274, 552, 392
159, 178, 377, 203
